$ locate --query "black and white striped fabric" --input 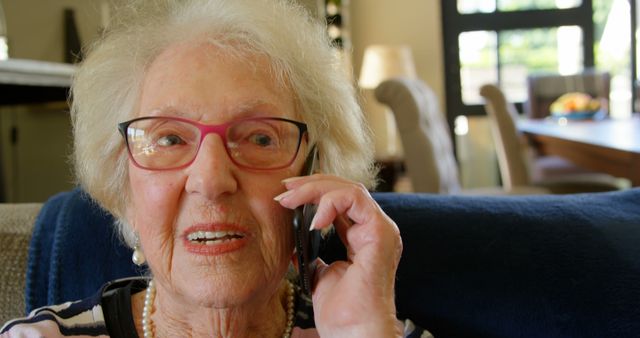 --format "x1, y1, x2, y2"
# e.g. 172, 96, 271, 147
1, 295, 108, 337
2, 278, 432, 337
